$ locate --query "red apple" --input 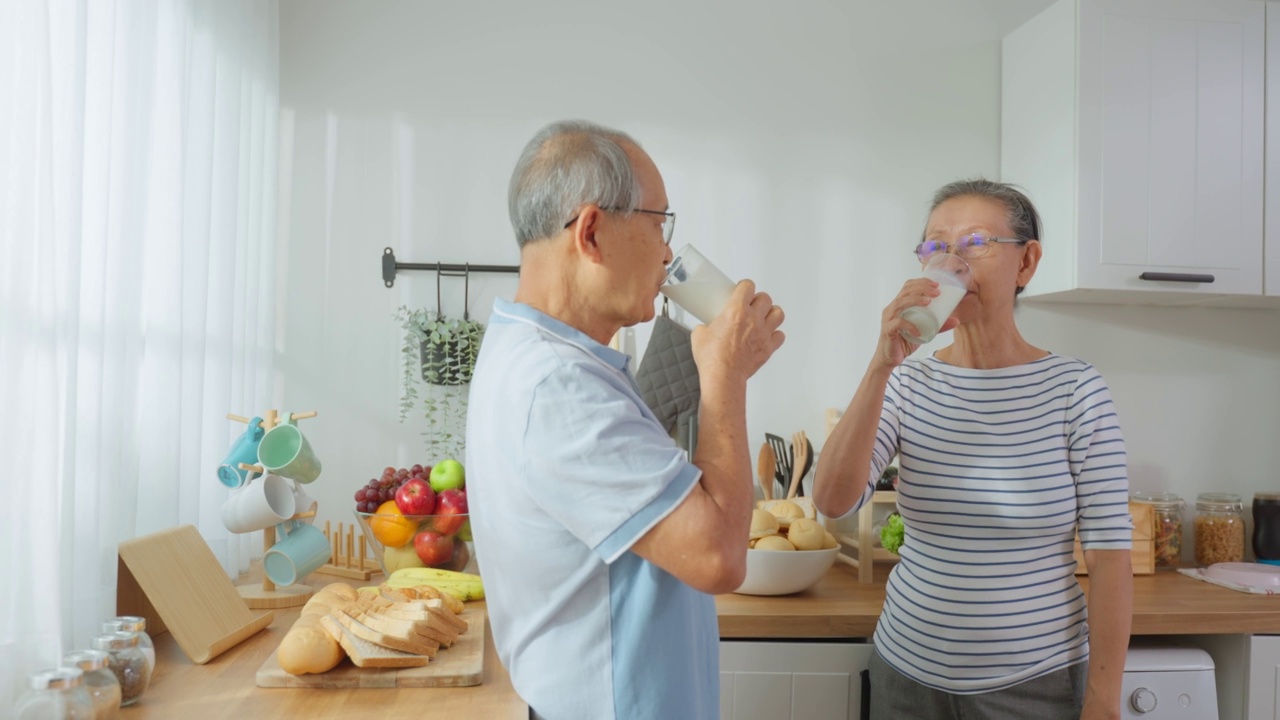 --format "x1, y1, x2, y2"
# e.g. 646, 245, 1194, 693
433, 489, 467, 535
394, 477, 436, 516
413, 529, 455, 567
